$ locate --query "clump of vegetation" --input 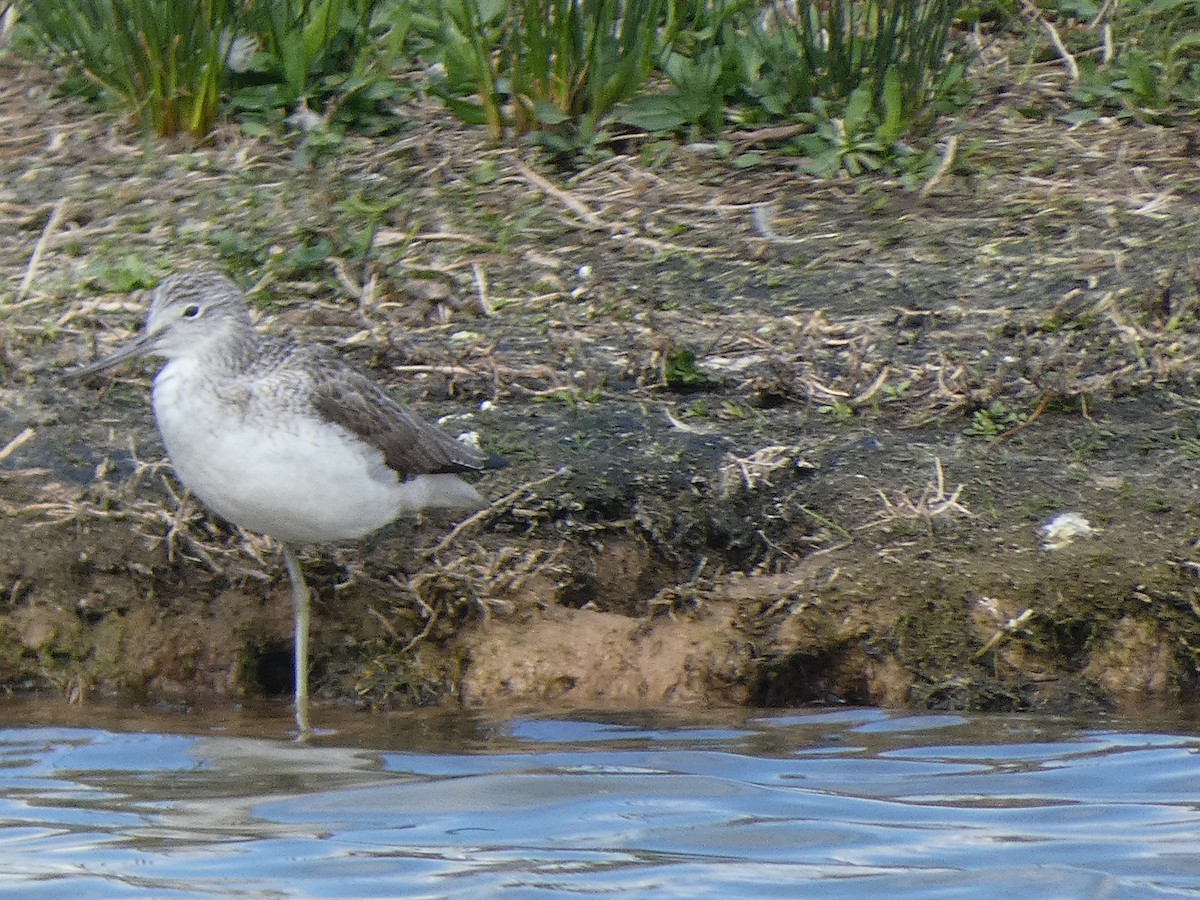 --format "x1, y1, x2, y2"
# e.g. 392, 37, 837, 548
419, 0, 667, 148
15, 0, 238, 138
11, 0, 970, 158
232, 0, 409, 134
421, 0, 971, 161
621, 0, 968, 146
964, 400, 1025, 438
13, 0, 400, 140
663, 346, 720, 391
1015, 0, 1200, 125
18, 0, 1200, 178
